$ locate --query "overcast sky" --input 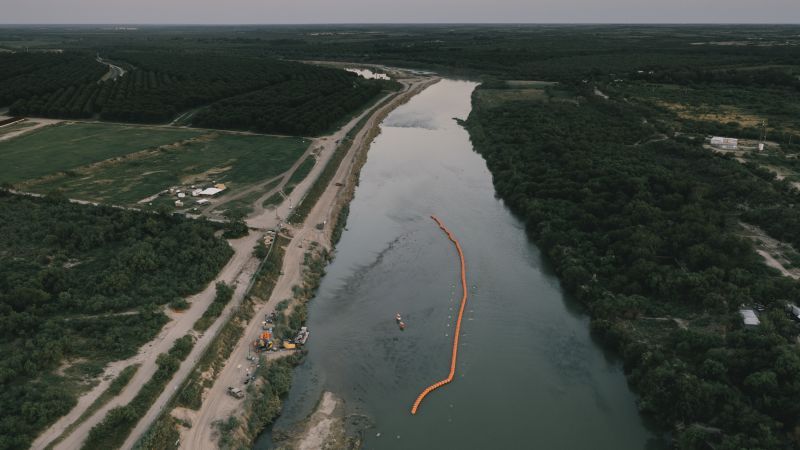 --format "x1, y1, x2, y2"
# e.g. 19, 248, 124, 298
2, 0, 799, 24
